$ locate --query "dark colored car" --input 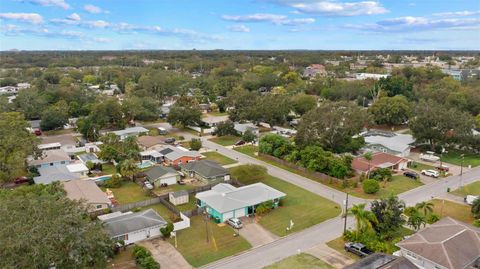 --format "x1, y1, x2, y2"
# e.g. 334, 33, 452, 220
234, 140, 246, 146
14, 176, 30, 185
403, 171, 419, 180
34, 129, 42, 136
165, 137, 176, 144
344, 242, 373, 257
